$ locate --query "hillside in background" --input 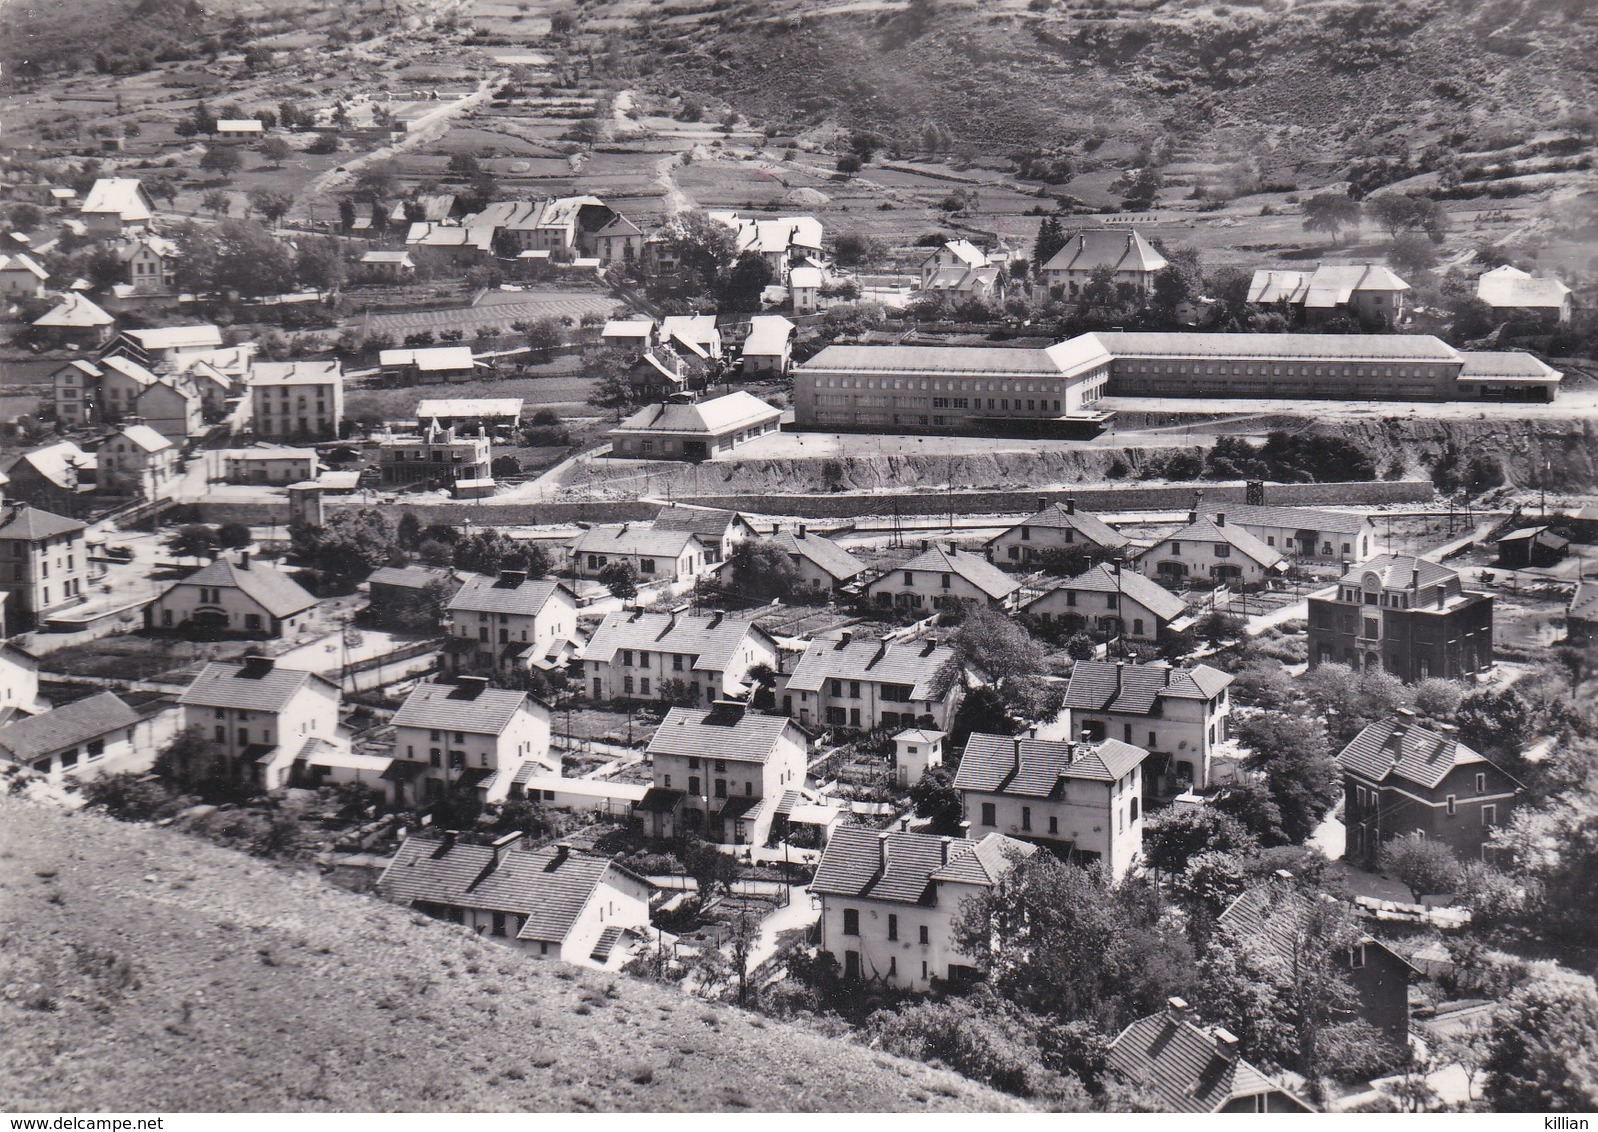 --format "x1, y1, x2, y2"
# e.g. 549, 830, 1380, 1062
0, 799, 1019, 1113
